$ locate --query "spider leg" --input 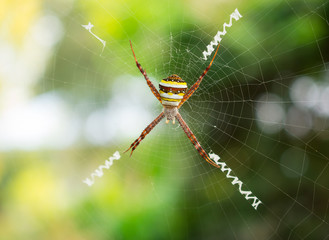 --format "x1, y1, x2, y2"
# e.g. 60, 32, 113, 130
175, 112, 219, 168
130, 40, 162, 103
125, 112, 165, 156
178, 44, 220, 109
